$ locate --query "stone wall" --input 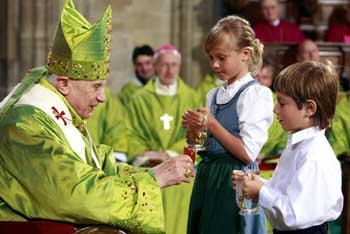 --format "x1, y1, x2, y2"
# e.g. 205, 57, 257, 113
0, 0, 214, 98
86, 0, 214, 94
